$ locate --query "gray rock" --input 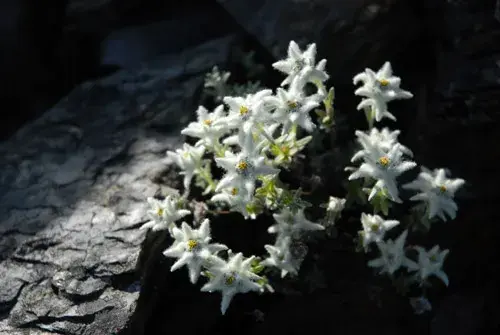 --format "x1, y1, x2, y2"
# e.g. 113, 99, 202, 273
0, 34, 235, 334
